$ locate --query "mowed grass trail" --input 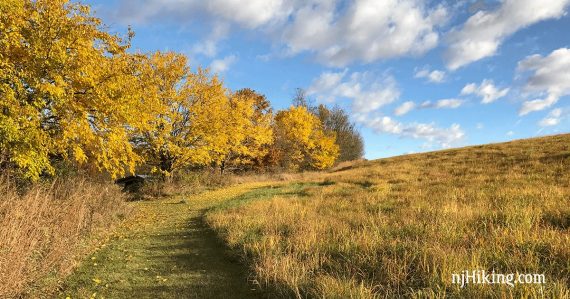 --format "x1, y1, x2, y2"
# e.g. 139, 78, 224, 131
60, 183, 274, 299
